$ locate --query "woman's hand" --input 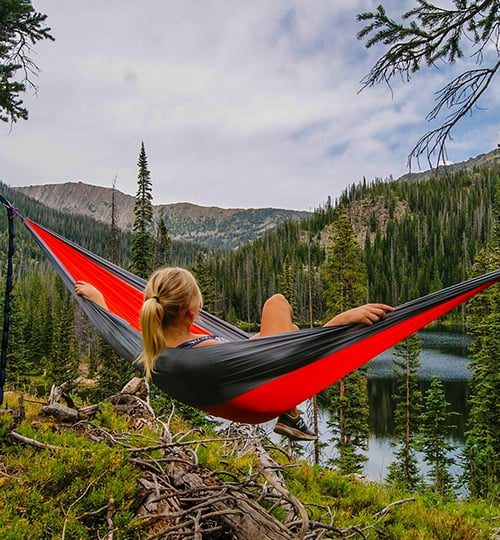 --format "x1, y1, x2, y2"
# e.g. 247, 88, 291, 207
74, 281, 108, 309
325, 303, 394, 327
